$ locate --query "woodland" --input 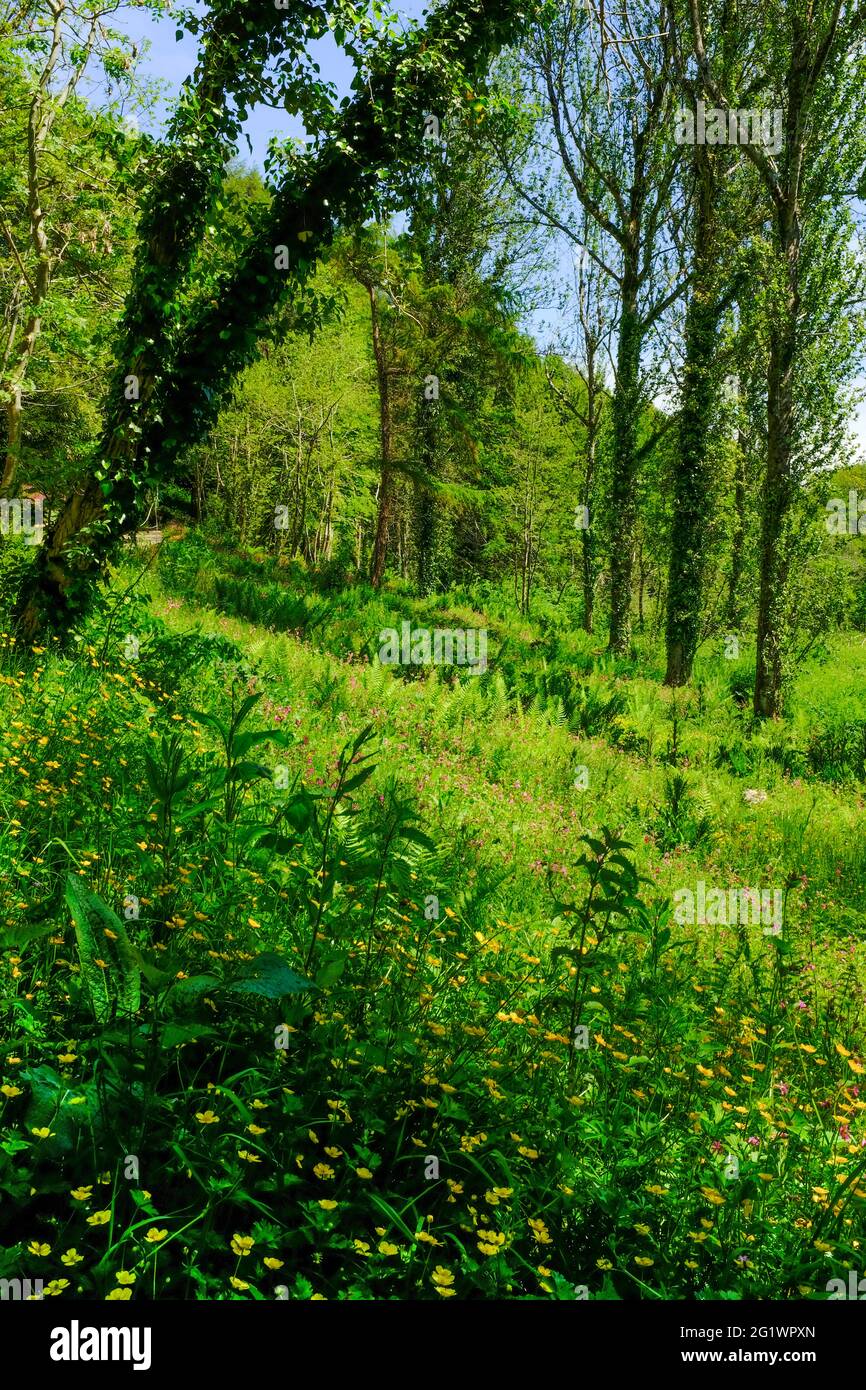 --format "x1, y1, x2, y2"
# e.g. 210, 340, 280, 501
0, 0, 866, 1303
